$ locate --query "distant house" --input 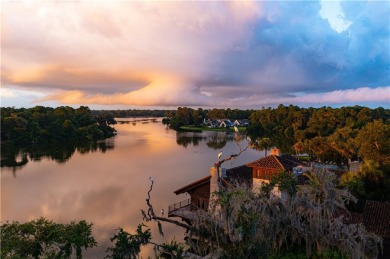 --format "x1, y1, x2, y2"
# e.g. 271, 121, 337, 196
203, 119, 220, 128
219, 120, 233, 128
233, 119, 249, 127
240, 119, 250, 127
